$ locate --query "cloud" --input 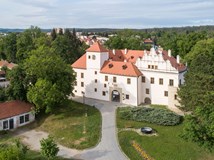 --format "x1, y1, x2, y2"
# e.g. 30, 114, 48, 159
0, 0, 213, 28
